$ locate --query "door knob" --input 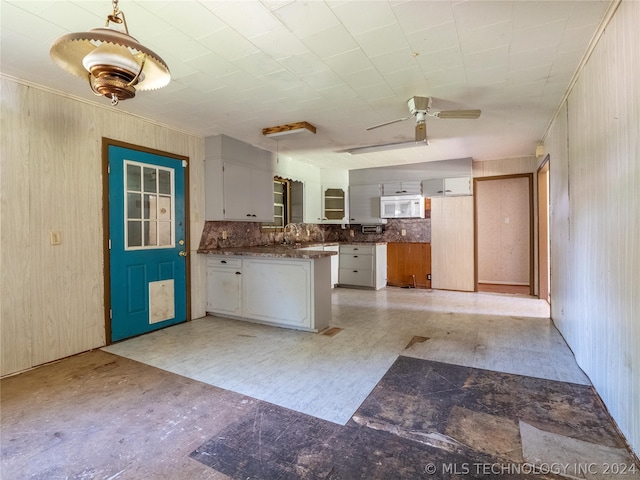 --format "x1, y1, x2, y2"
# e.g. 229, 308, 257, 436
179, 251, 187, 257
